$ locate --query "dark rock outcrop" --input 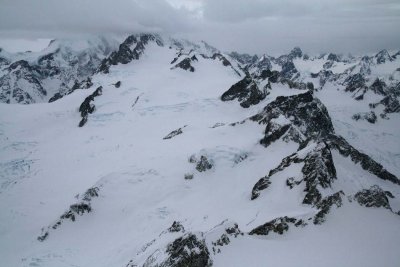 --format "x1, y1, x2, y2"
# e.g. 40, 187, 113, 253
260, 123, 291, 147
280, 61, 298, 79
163, 126, 186, 140
196, 156, 213, 172
316, 70, 334, 87
1, 38, 114, 104
249, 216, 305, 236
98, 34, 163, 74
114, 81, 121, 88
267, 70, 281, 83
375, 49, 393, 64
251, 91, 335, 144
184, 173, 194, 180
211, 53, 231, 67
352, 111, 377, 123
323, 61, 335, 70
168, 221, 185, 233
221, 75, 266, 108
38, 186, 100, 241
327, 53, 340, 62
370, 95, 400, 114
326, 135, 400, 185
251, 176, 271, 200
314, 191, 344, 224
370, 78, 387, 95
252, 141, 337, 203
0, 60, 46, 104
354, 185, 393, 210
49, 77, 93, 103
344, 73, 366, 93
288, 47, 303, 59
252, 55, 273, 74
78, 86, 103, 127
228, 52, 258, 65
173, 57, 196, 72
143, 233, 212, 267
